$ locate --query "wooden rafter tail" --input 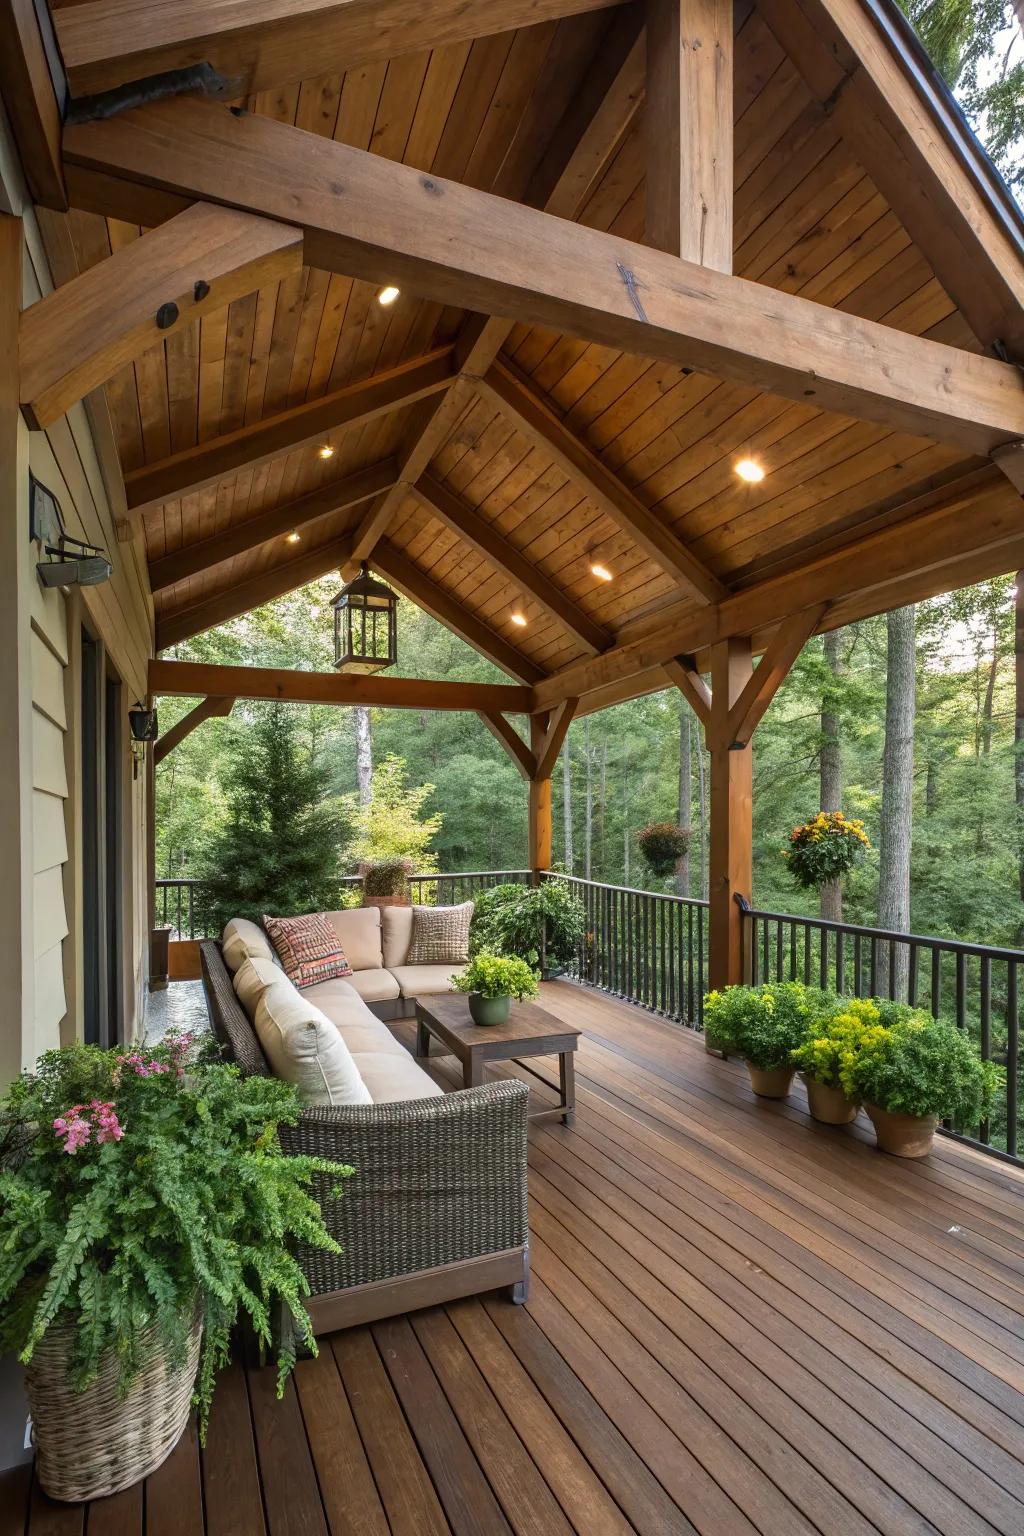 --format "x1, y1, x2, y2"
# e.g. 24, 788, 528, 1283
153, 695, 234, 765
0, 0, 66, 208
478, 360, 728, 606
156, 537, 354, 651
535, 698, 578, 781
148, 460, 397, 594
149, 659, 533, 715
123, 347, 455, 516
61, 97, 1024, 454
414, 474, 611, 657
726, 604, 829, 749
477, 713, 536, 780
663, 654, 712, 730
20, 203, 302, 430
